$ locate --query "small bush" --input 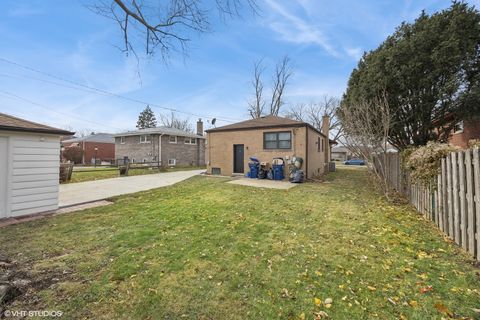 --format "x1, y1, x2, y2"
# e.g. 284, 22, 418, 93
468, 139, 480, 148
63, 146, 84, 164
404, 142, 459, 185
